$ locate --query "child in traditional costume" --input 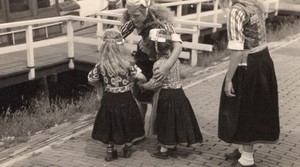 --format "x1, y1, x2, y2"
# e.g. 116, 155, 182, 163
218, 0, 280, 166
138, 29, 203, 159
88, 29, 146, 161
